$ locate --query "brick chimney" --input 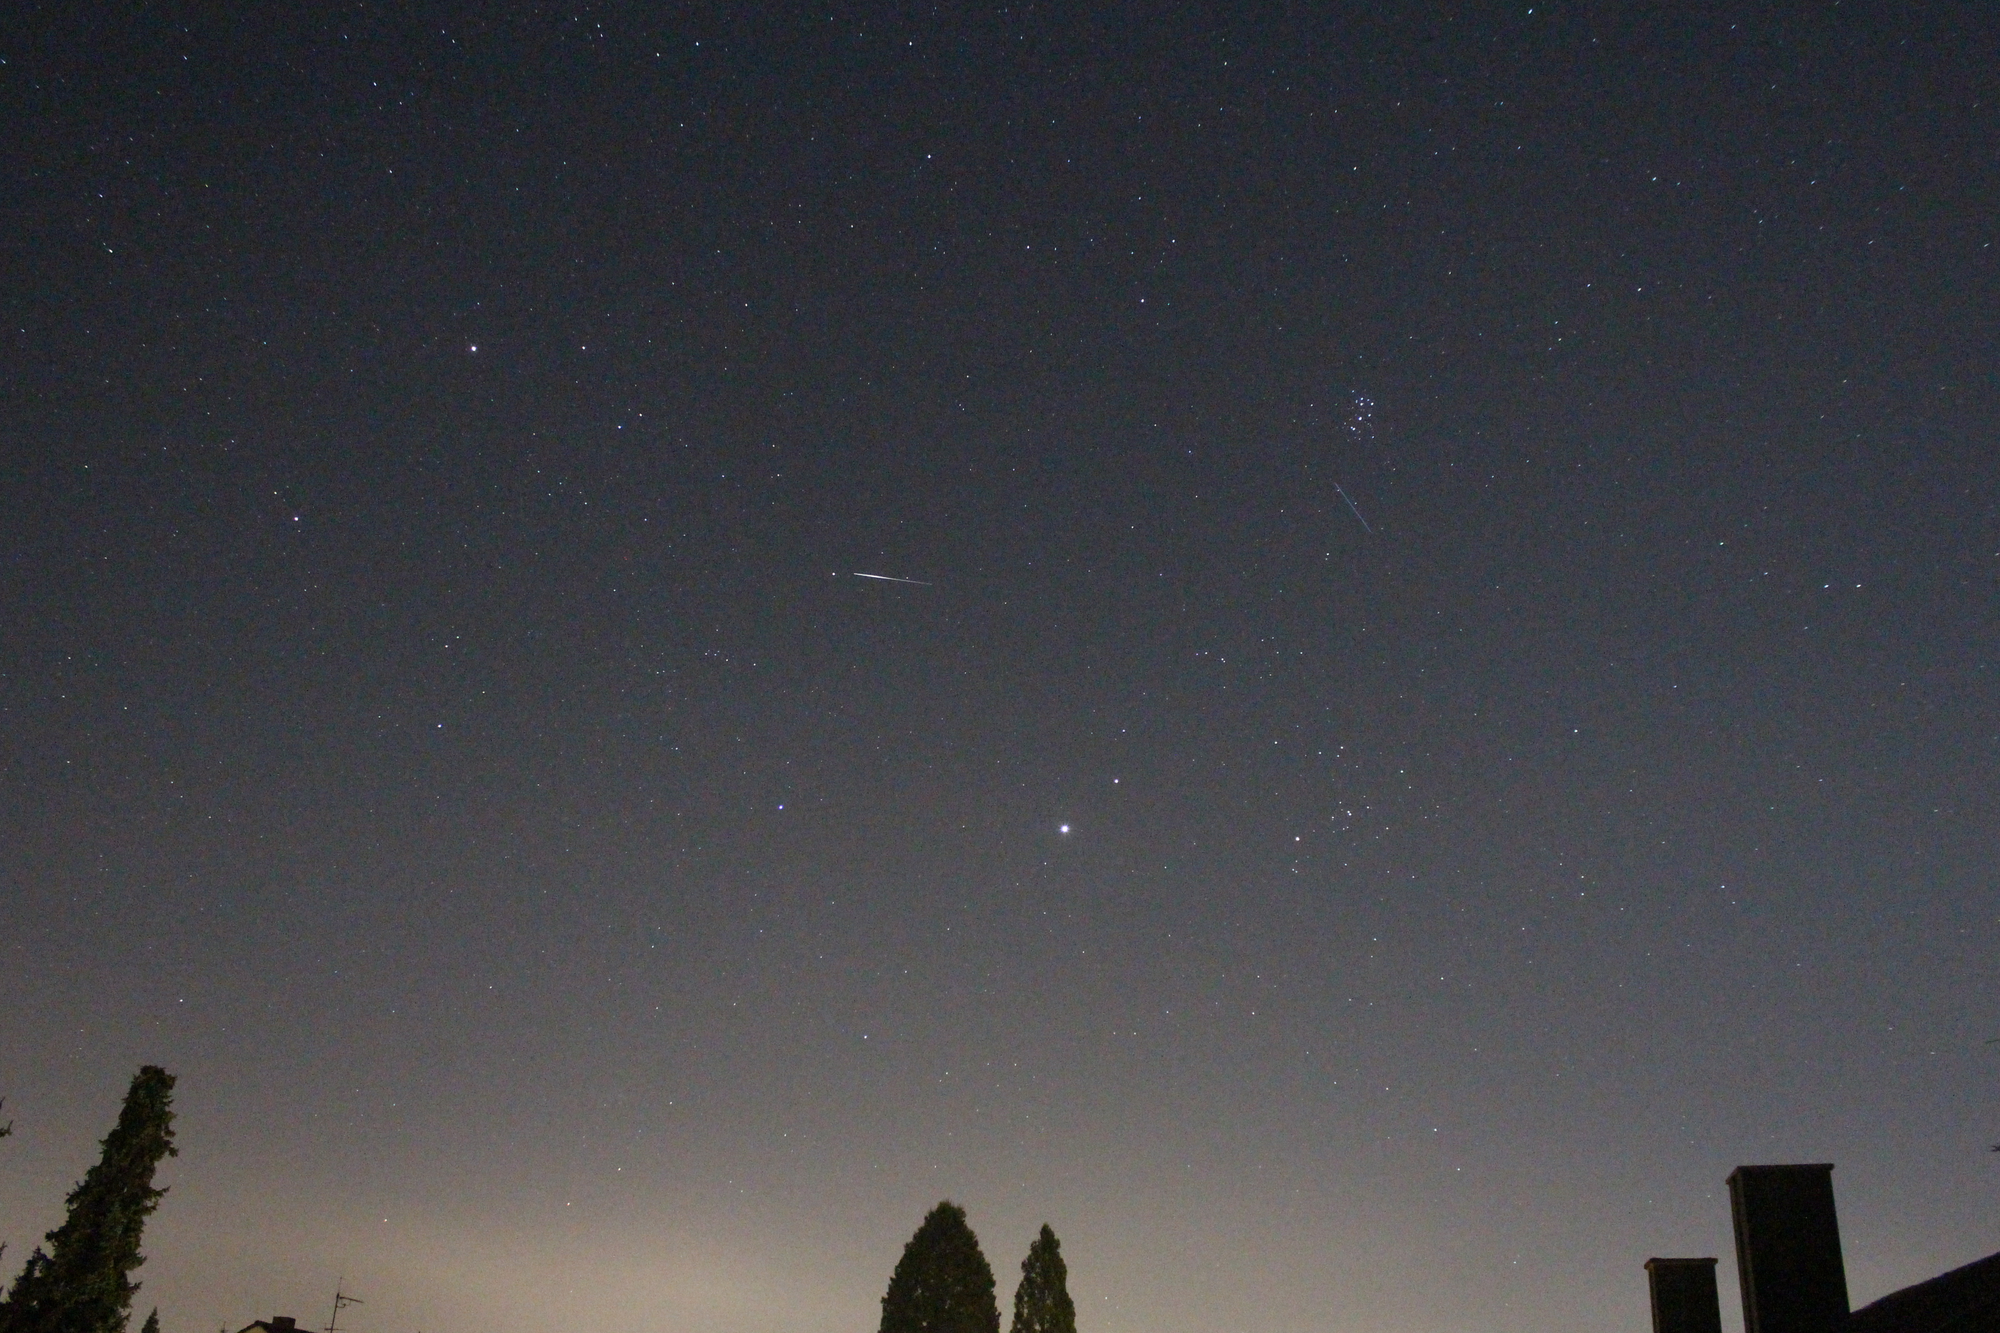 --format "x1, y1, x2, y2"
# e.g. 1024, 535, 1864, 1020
1645, 1257, 1722, 1333
1728, 1164, 1850, 1333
